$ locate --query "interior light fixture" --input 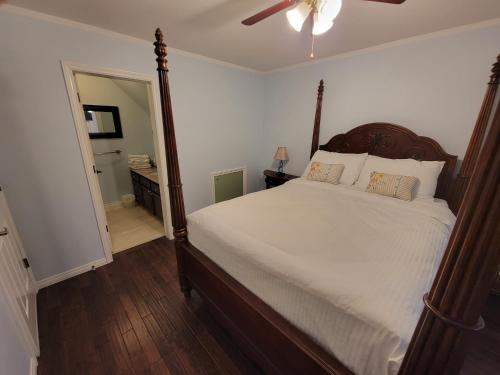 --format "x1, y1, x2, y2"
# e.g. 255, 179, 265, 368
287, 0, 342, 35
318, 0, 342, 22
242, 0, 406, 58
312, 12, 334, 35
286, 1, 311, 32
